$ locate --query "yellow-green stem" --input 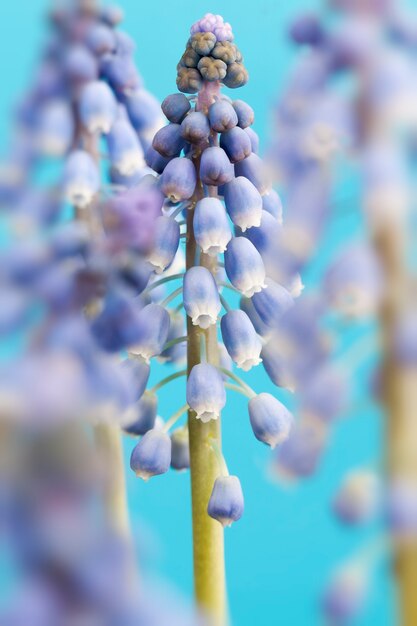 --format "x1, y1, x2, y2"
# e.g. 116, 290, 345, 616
186, 140, 226, 625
